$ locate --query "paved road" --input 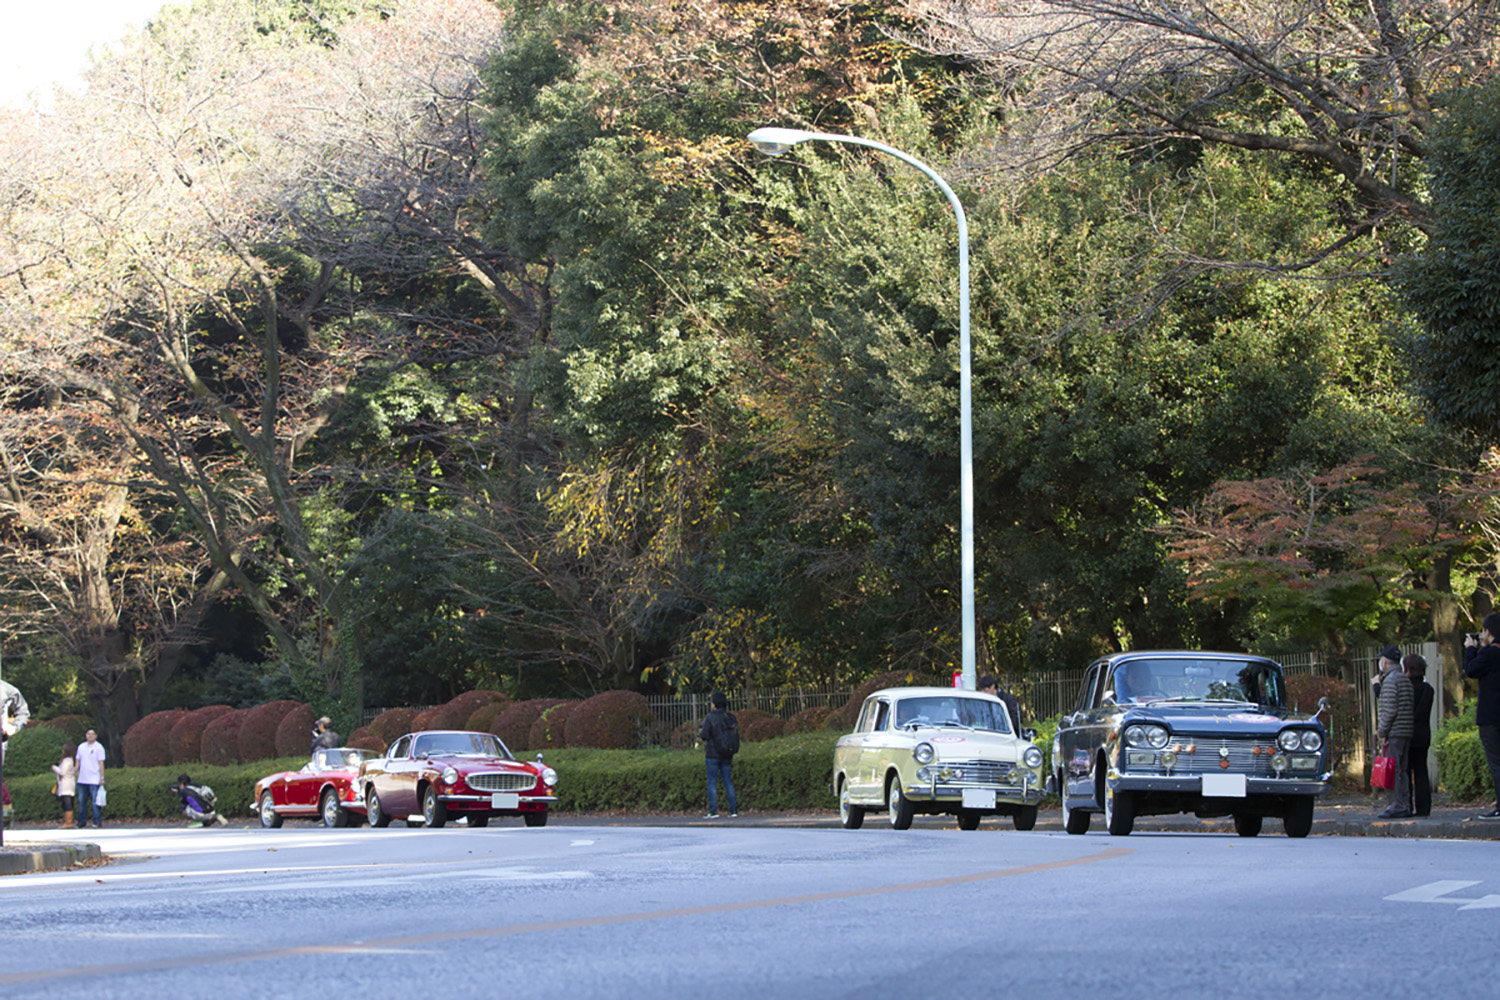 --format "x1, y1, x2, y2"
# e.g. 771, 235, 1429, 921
2, 823, 1497, 999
